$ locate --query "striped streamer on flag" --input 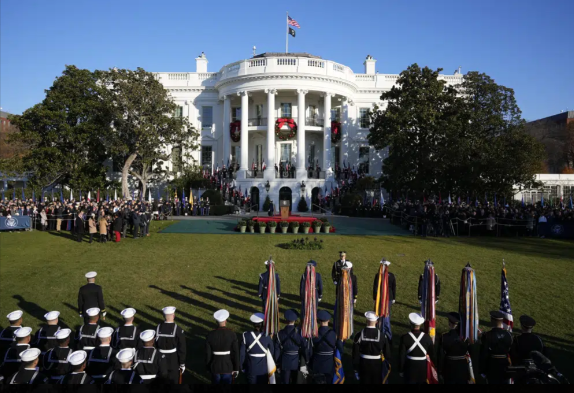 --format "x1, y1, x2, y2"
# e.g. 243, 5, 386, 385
421, 260, 436, 343
264, 259, 280, 336
459, 264, 479, 344
499, 261, 513, 331
334, 268, 354, 341
301, 263, 318, 339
